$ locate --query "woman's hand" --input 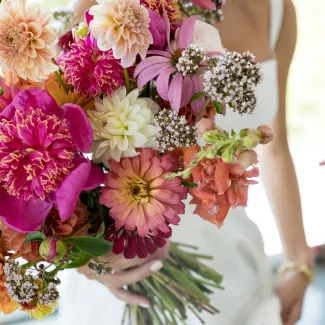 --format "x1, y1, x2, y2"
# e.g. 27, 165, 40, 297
277, 248, 314, 325
277, 271, 308, 325
77, 242, 170, 307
